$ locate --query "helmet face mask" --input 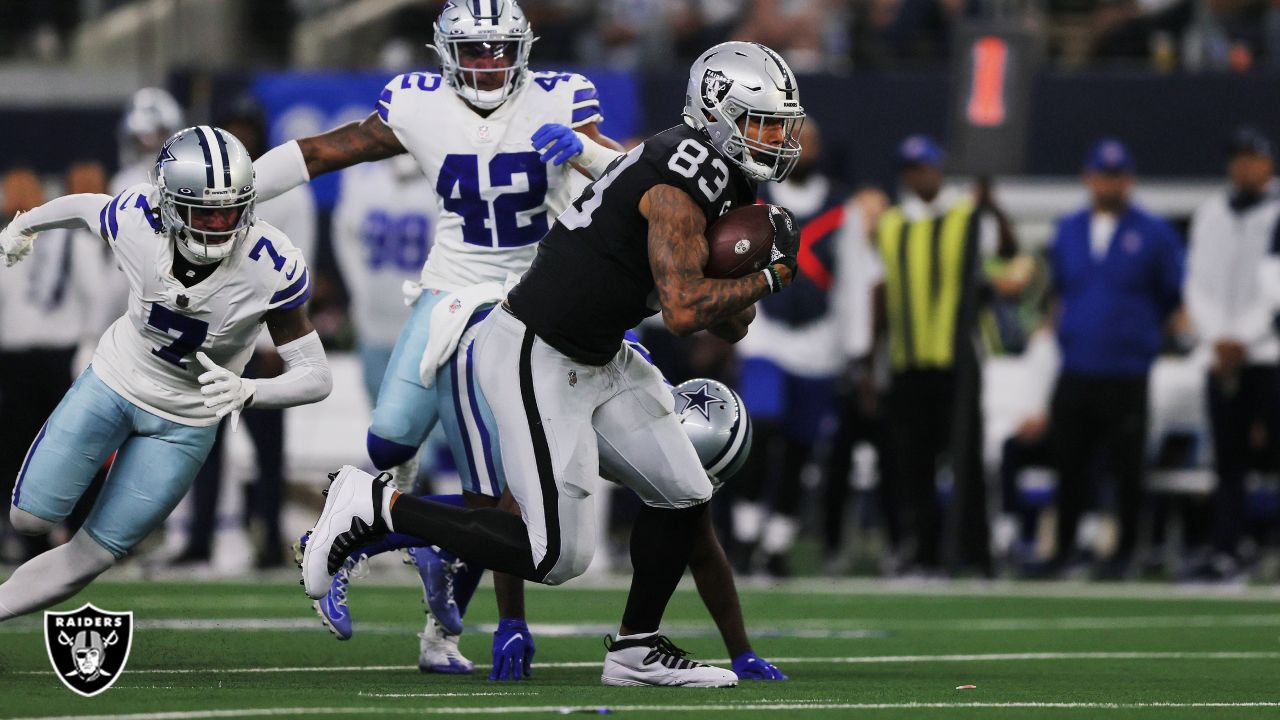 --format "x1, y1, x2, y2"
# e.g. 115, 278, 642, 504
685, 42, 805, 182
432, 1, 533, 111
152, 126, 256, 265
